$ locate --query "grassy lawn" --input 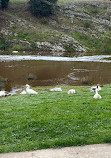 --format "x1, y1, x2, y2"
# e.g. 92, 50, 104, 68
0, 85, 111, 153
